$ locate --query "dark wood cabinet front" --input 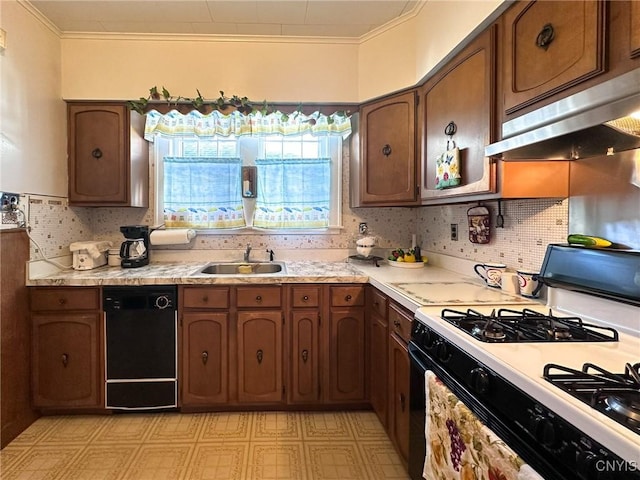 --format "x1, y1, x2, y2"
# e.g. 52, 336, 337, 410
181, 313, 229, 405
358, 91, 419, 206
32, 313, 102, 408
389, 333, 410, 464
290, 310, 320, 403
420, 27, 497, 203
67, 102, 148, 207
502, 0, 606, 115
325, 286, 366, 403
368, 287, 389, 428
237, 312, 283, 404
